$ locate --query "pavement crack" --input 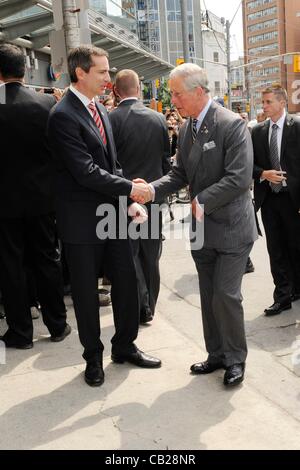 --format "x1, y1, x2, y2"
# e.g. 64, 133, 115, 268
160, 280, 199, 309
